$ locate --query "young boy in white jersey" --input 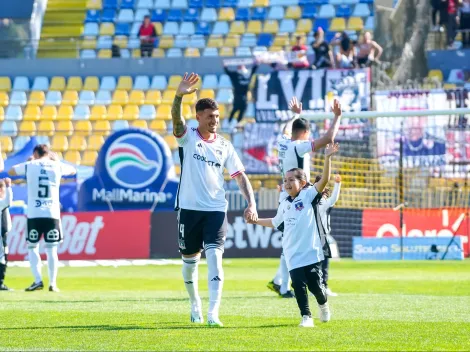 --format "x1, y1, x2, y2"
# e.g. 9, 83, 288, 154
0, 178, 13, 291
251, 143, 339, 327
